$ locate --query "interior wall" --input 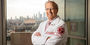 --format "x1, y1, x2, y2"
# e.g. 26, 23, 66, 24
0, 0, 3, 45
88, 0, 90, 45
0, 0, 6, 45
2, 0, 7, 45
